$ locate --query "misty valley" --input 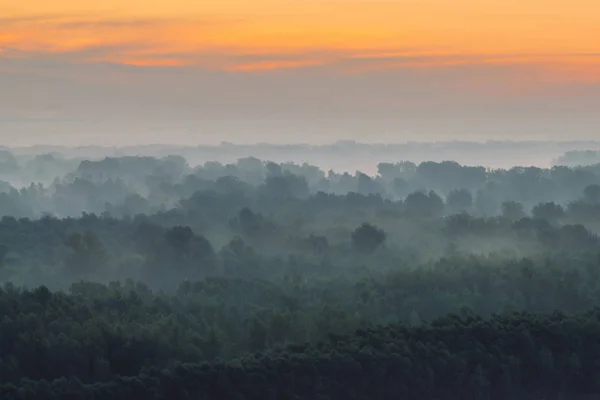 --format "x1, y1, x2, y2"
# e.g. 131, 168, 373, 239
3, 146, 600, 399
